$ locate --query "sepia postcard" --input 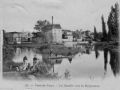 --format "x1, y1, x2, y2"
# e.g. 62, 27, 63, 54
0, 0, 120, 90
